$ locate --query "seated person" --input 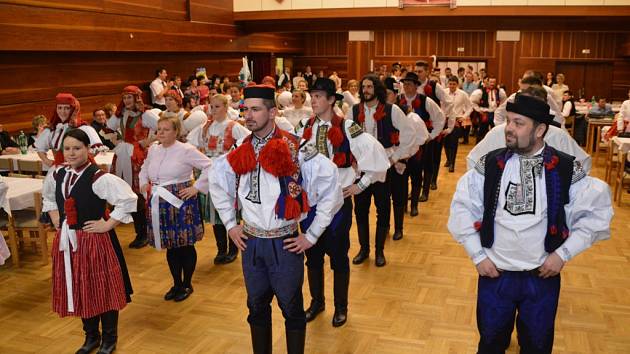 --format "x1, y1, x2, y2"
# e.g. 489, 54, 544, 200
28, 115, 48, 147
90, 108, 116, 149
0, 124, 19, 155
589, 97, 614, 116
